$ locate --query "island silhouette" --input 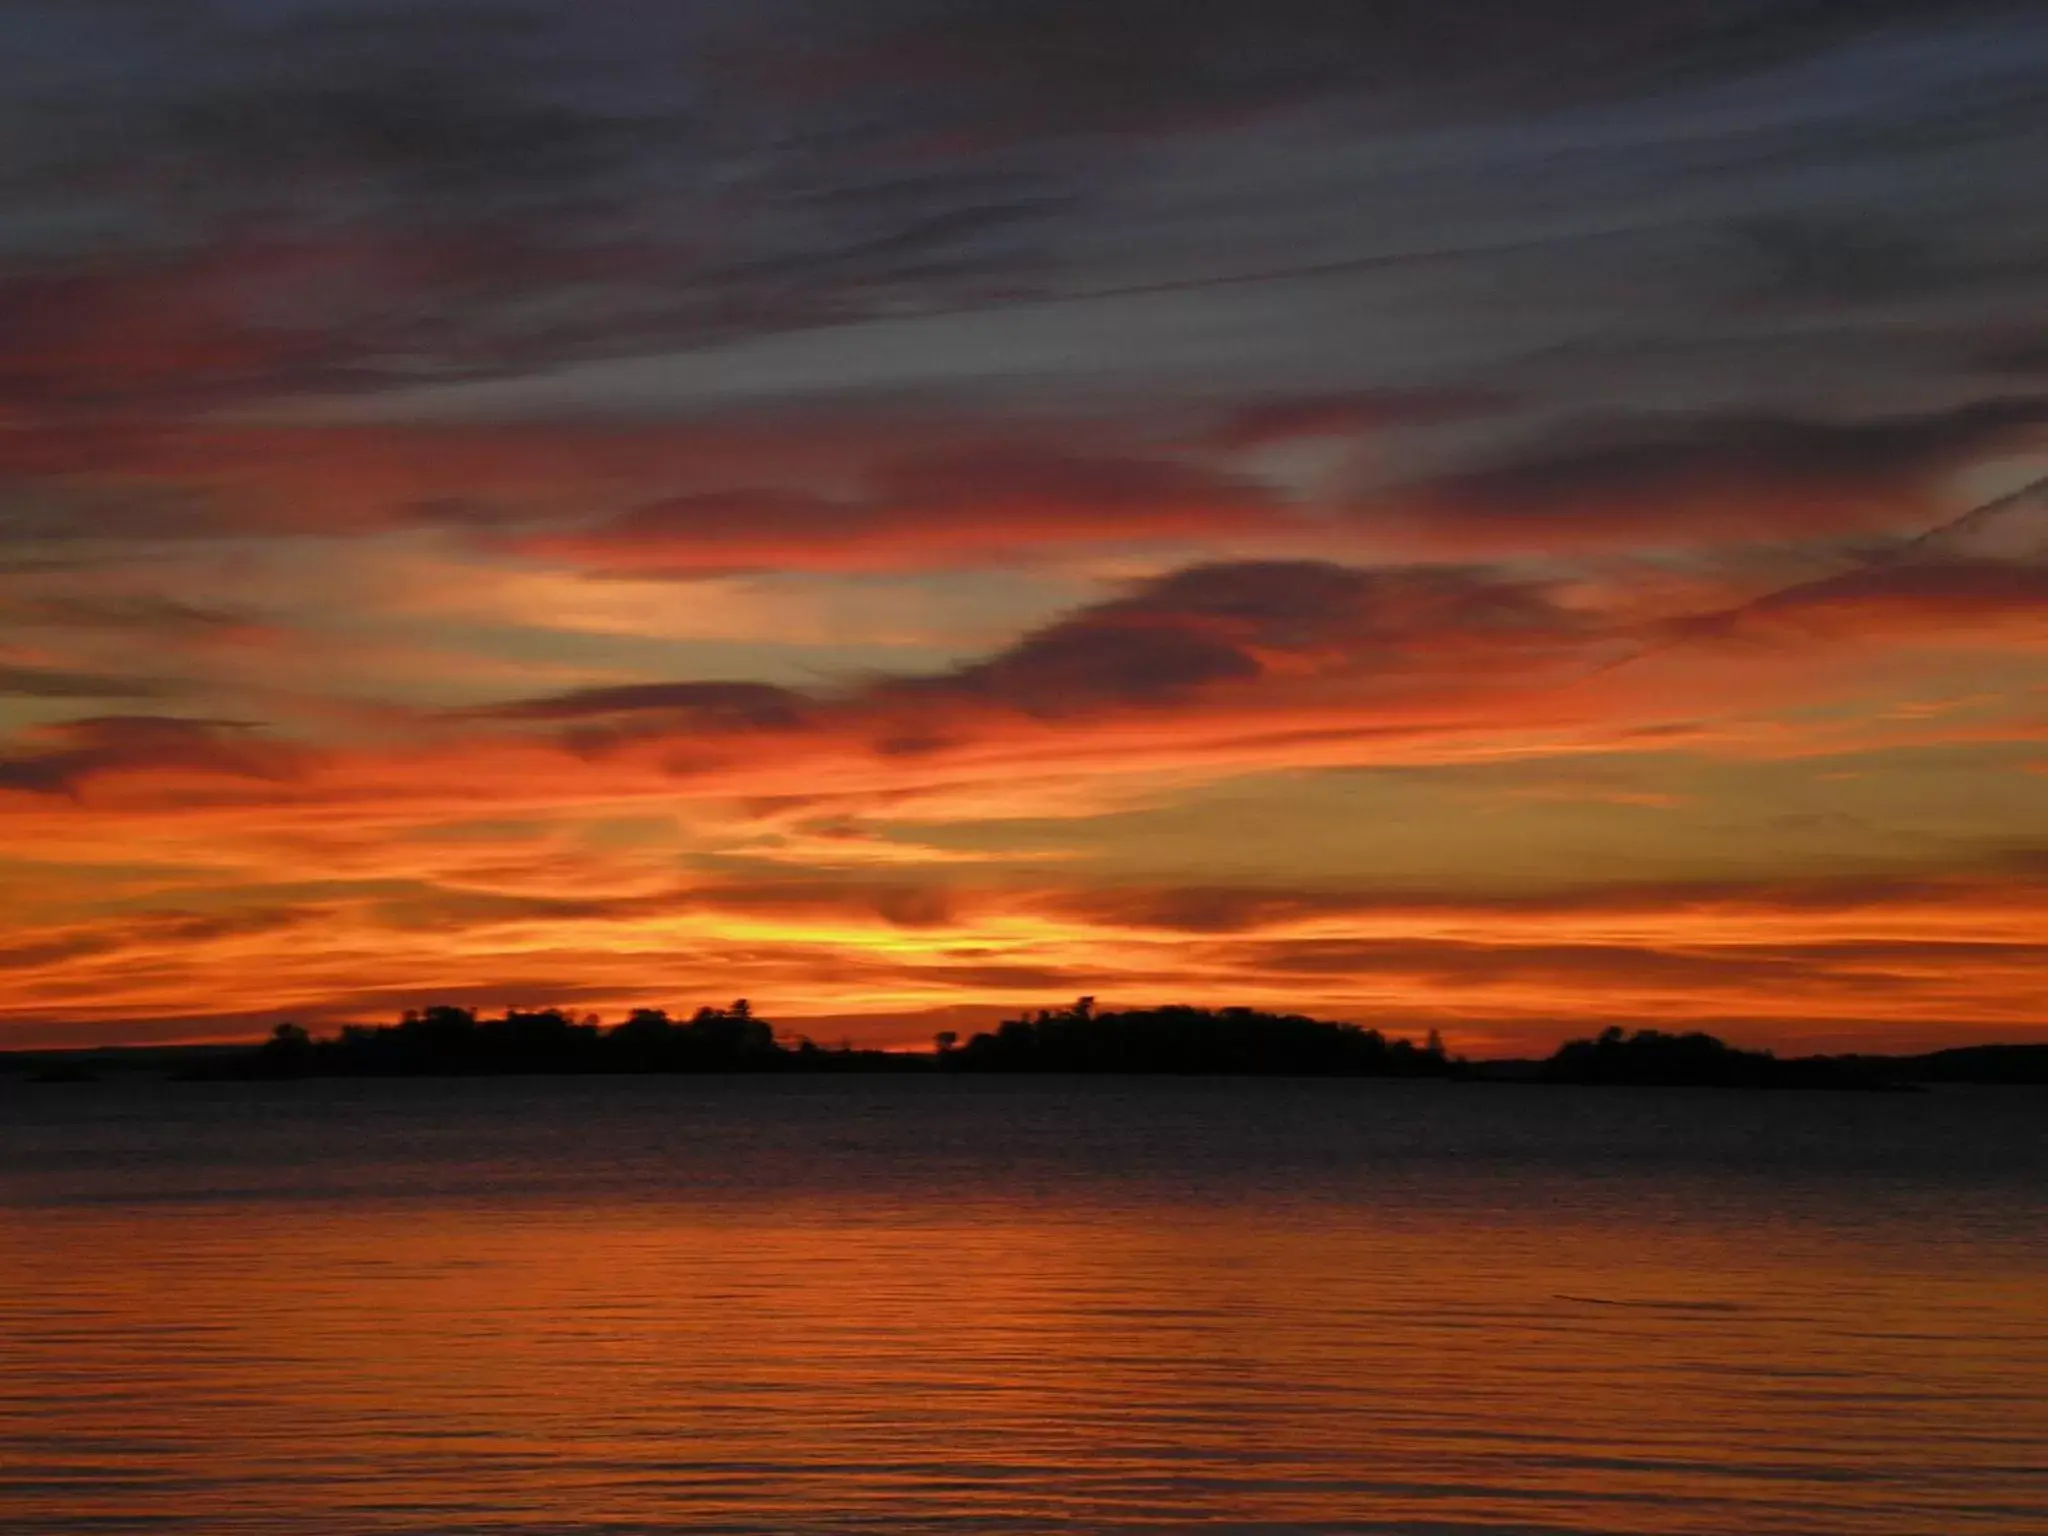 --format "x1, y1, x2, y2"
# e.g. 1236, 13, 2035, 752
221, 996, 1457, 1079
5, 998, 2043, 1087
